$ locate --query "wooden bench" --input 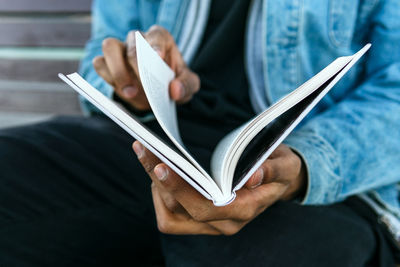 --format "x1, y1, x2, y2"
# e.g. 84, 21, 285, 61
0, 0, 92, 128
